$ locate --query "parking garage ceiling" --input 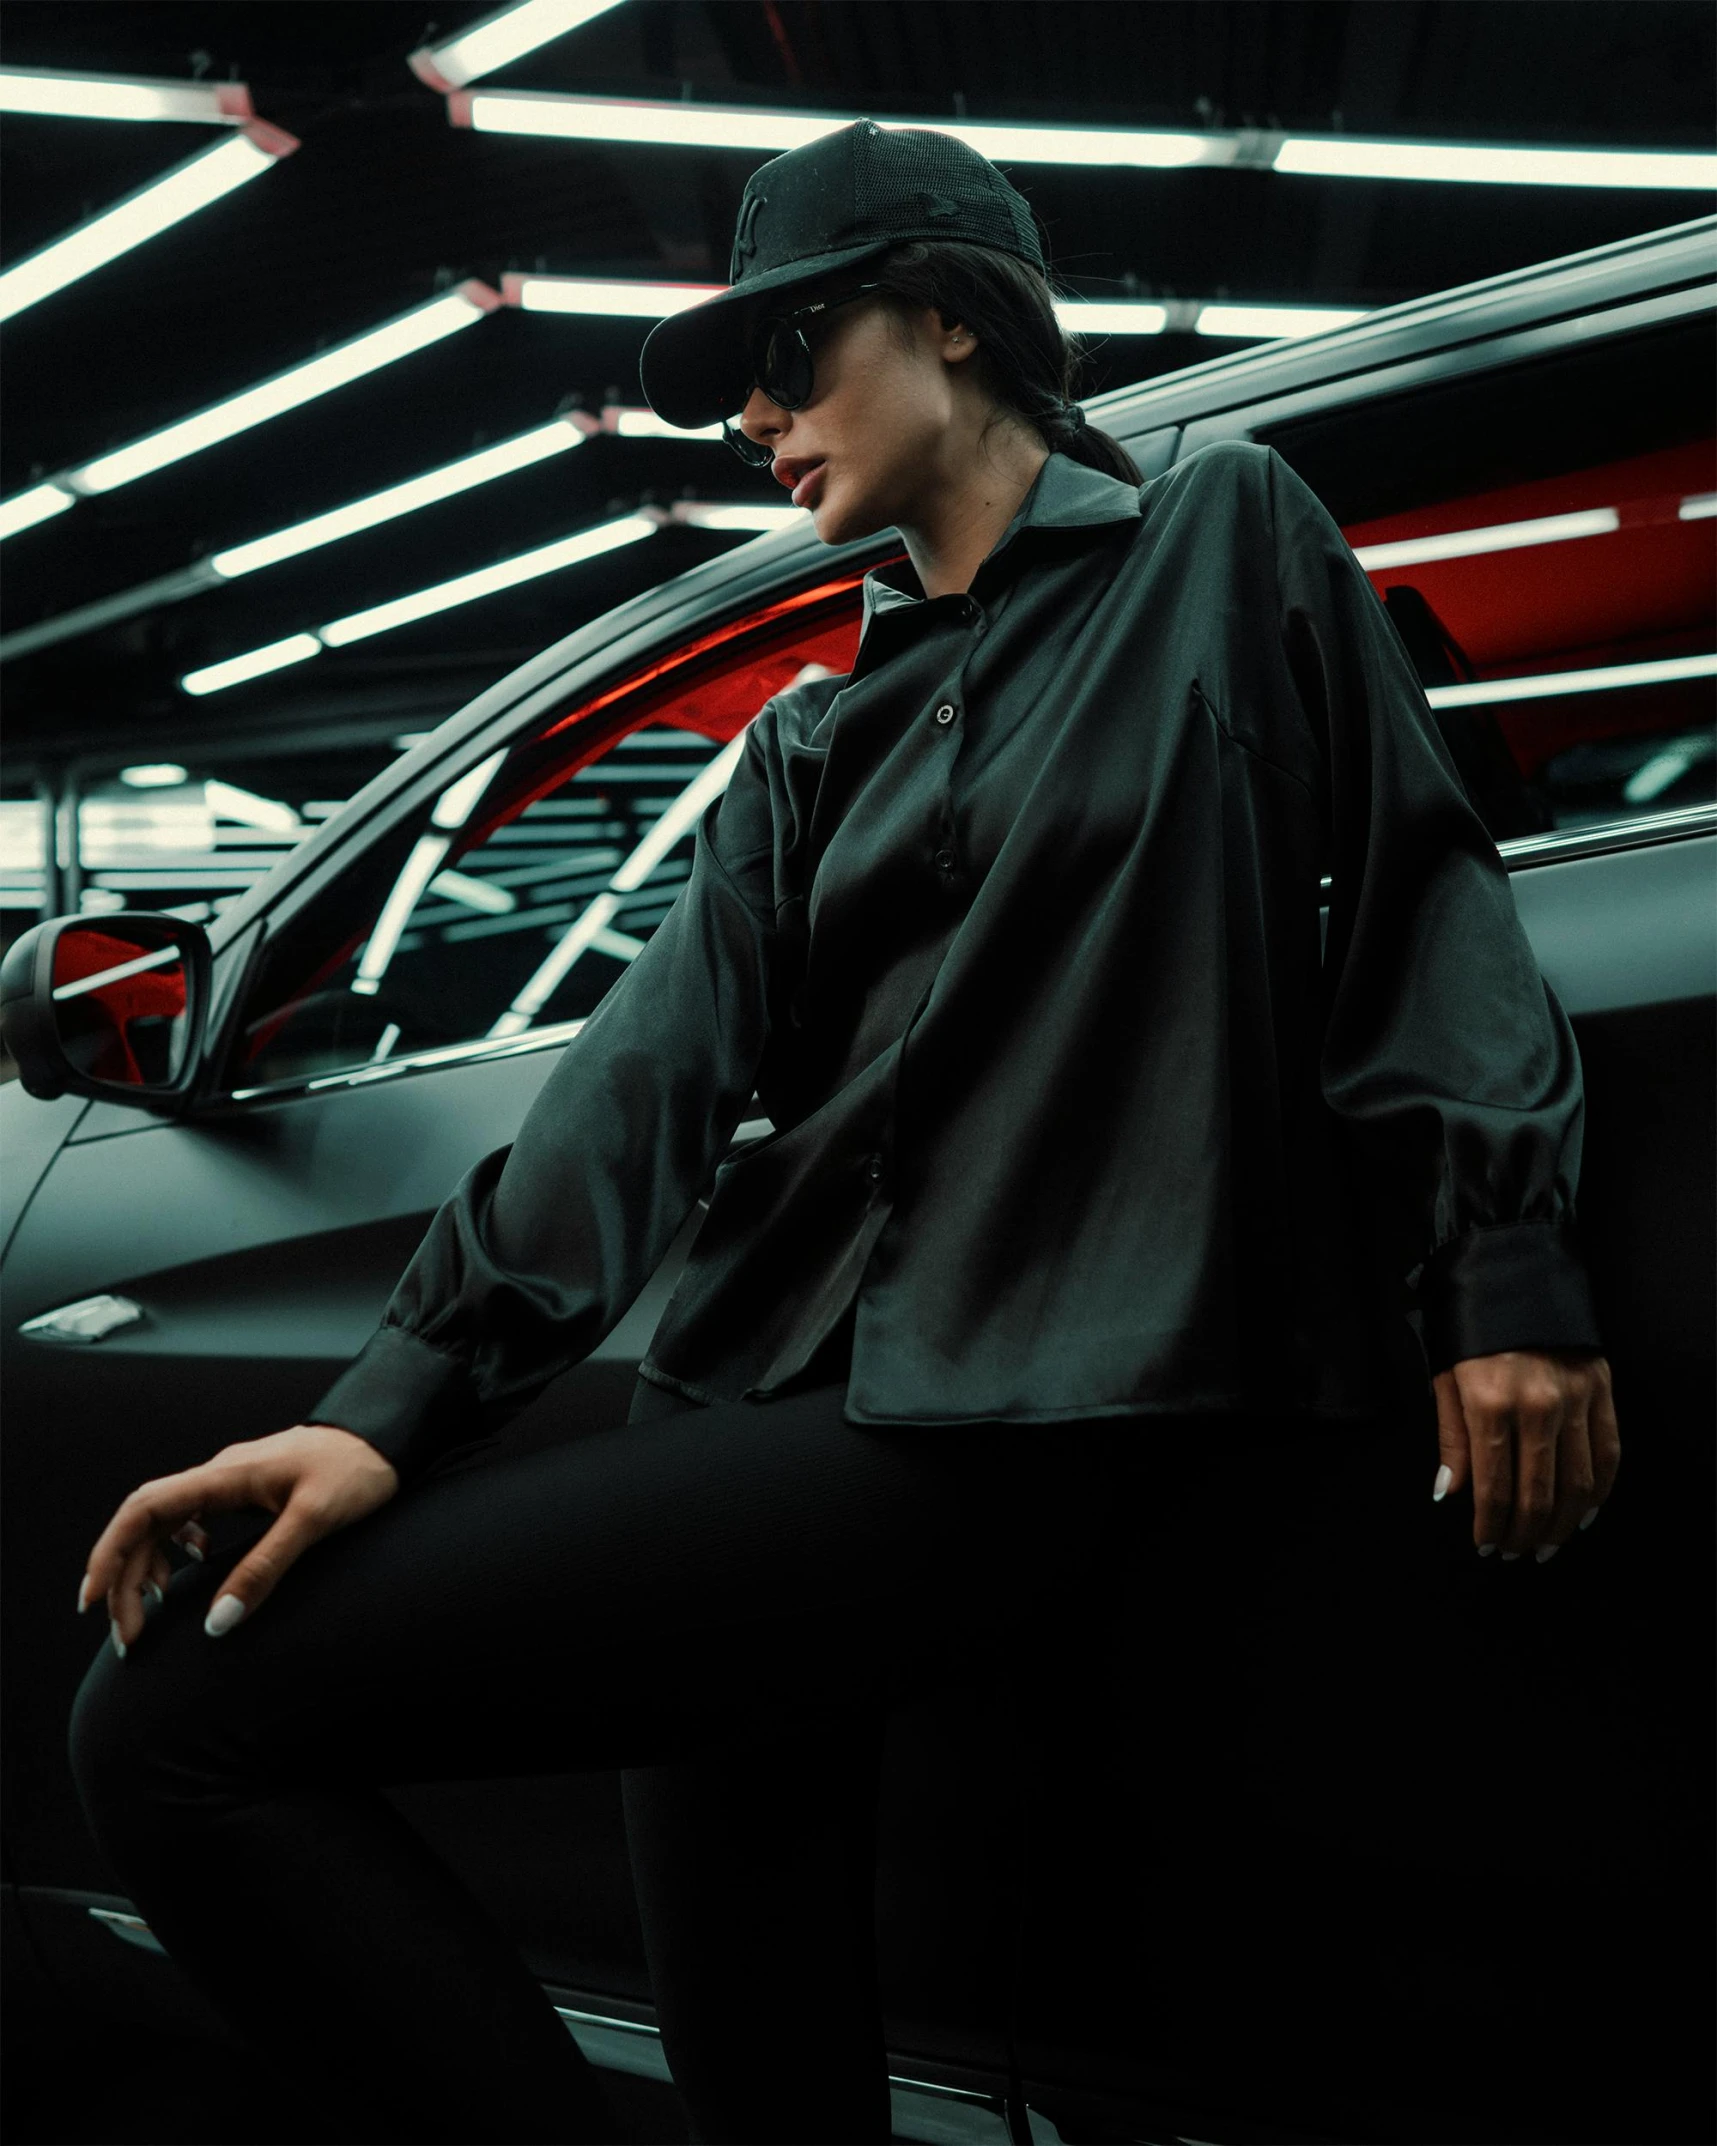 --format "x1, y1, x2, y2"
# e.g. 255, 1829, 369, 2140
2, 0, 1712, 772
